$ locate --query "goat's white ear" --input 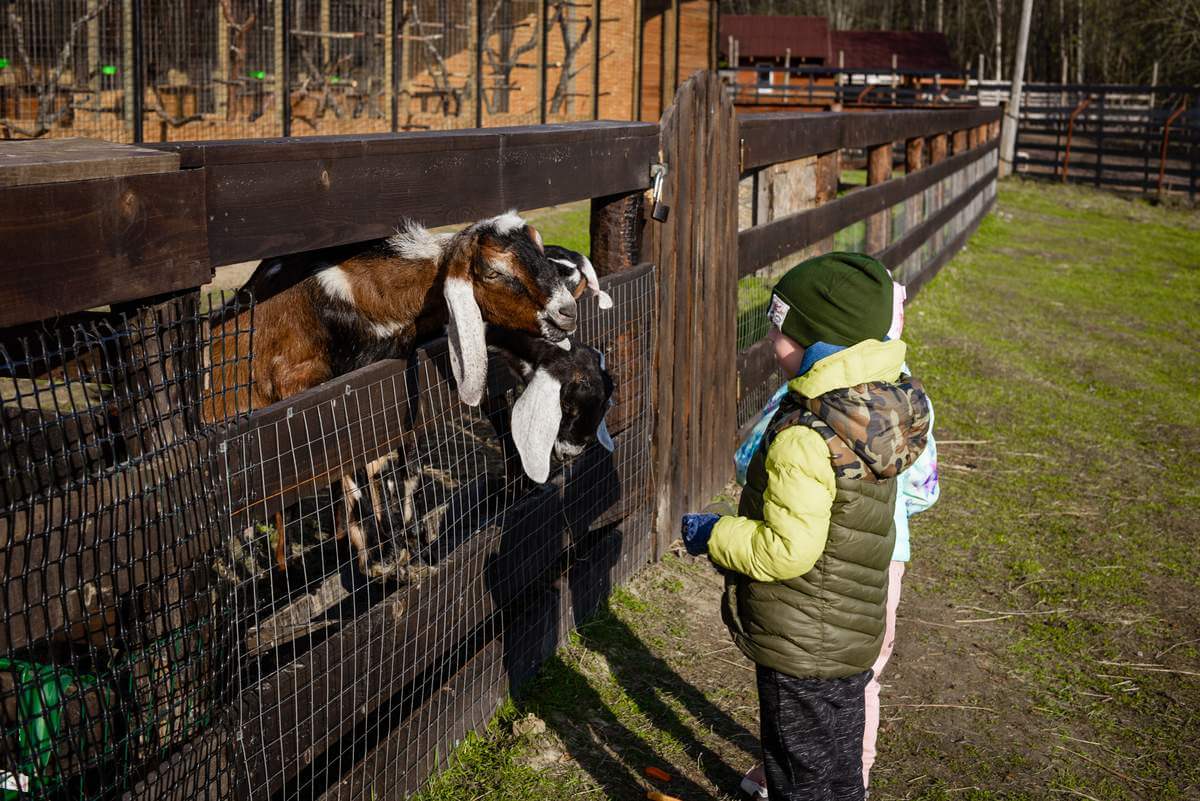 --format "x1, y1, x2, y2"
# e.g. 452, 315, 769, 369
595, 349, 615, 451
444, 277, 488, 406
578, 256, 614, 310
511, 369, 562, 483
